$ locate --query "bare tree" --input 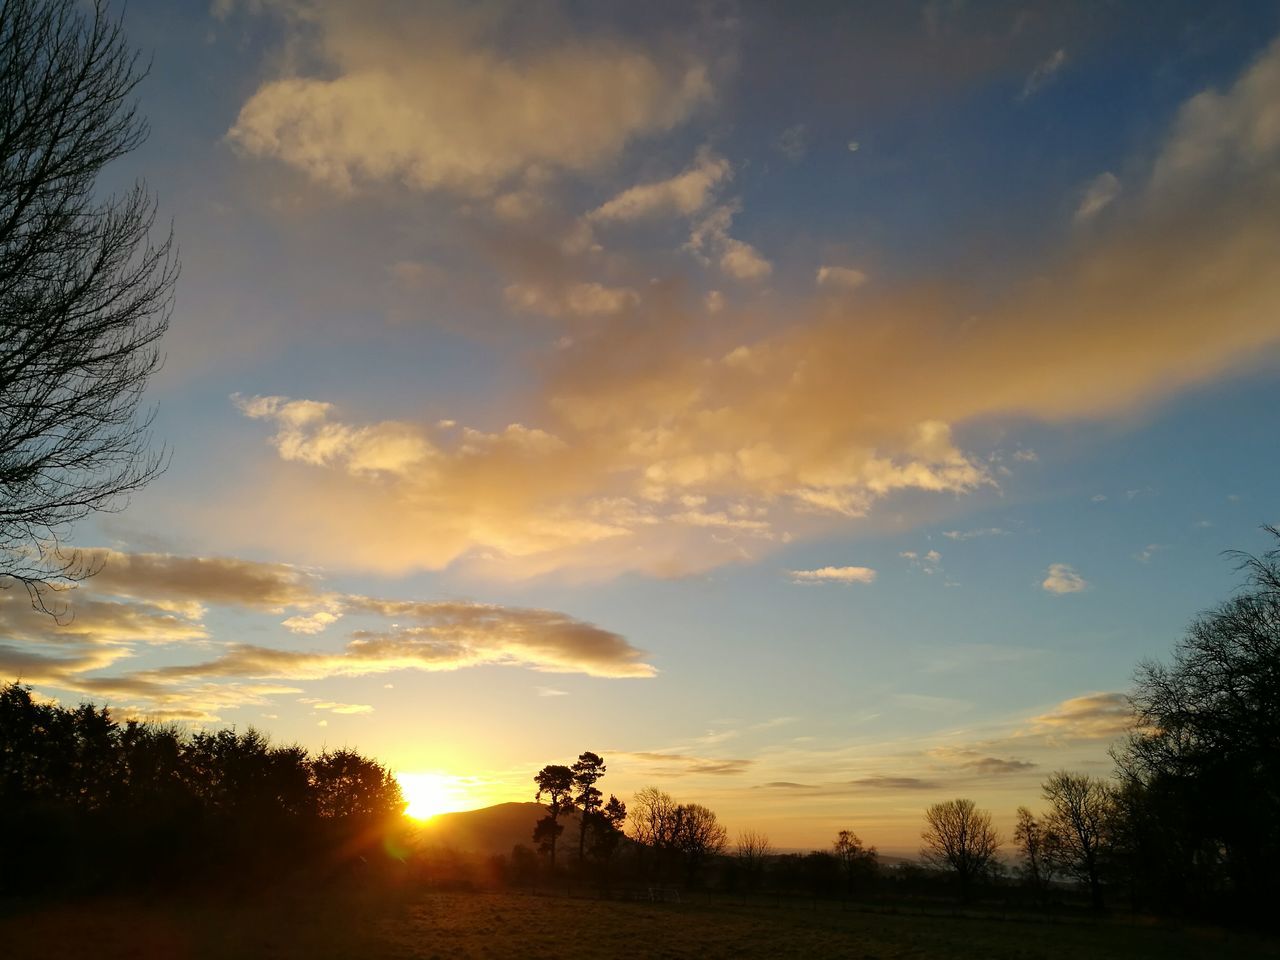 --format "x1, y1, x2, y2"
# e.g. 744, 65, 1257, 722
672, 801, 726, 884
629, 787, 726, 884
1042, 771, 1115, 909
920, 798, 1000, 901
0, 0, 176, 606
1013, 805, 1060, 899
833, 828, 878, 895
629, 785, 679, 848
736, 829, 772, 891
